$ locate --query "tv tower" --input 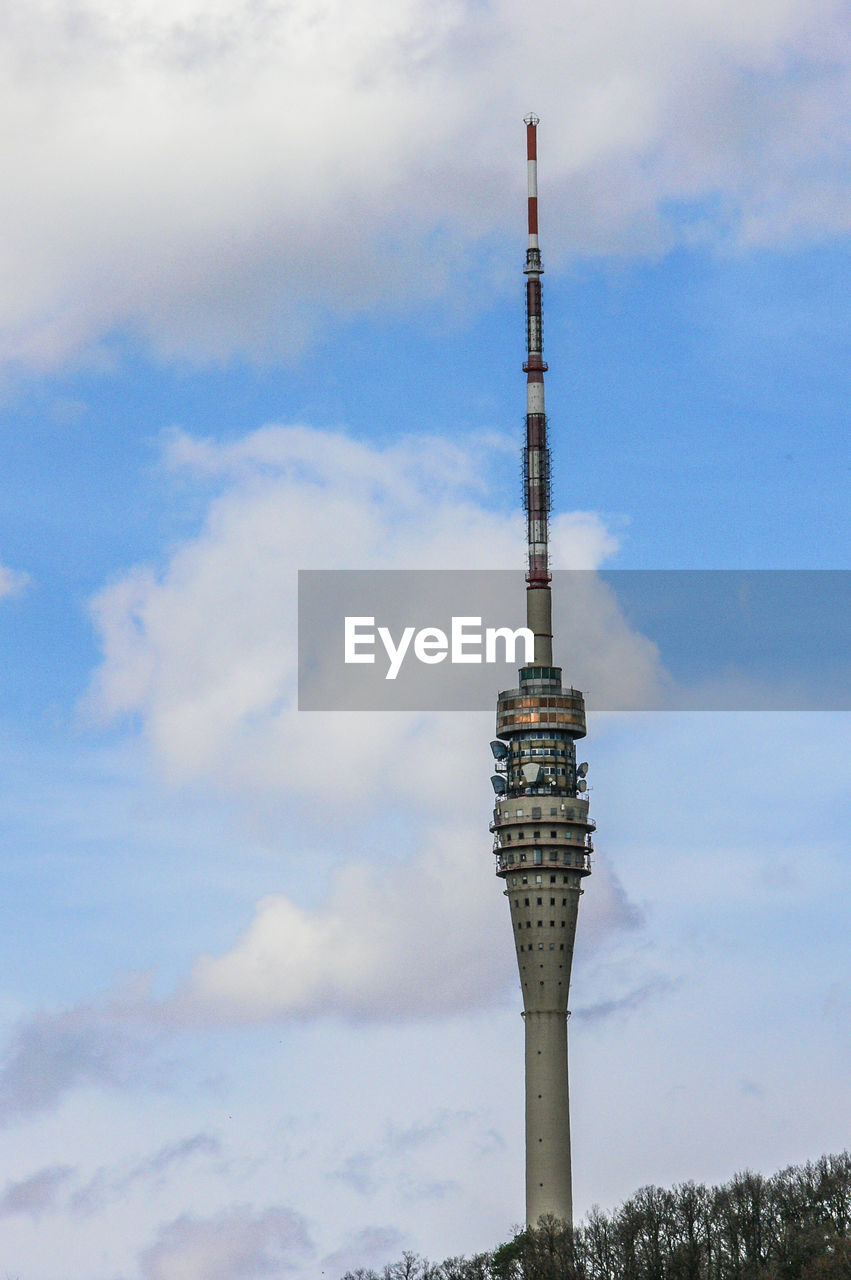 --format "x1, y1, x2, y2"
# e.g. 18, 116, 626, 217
489, 114, 594, 1227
